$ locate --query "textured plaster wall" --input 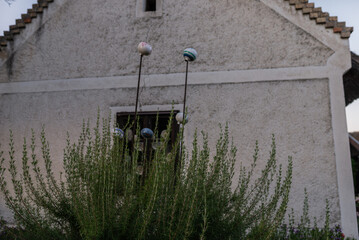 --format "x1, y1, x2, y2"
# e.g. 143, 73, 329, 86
185, 79, 338, 224
0, 0, 355, 235
0, 79, 338, 225
0, 0, 333, 82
